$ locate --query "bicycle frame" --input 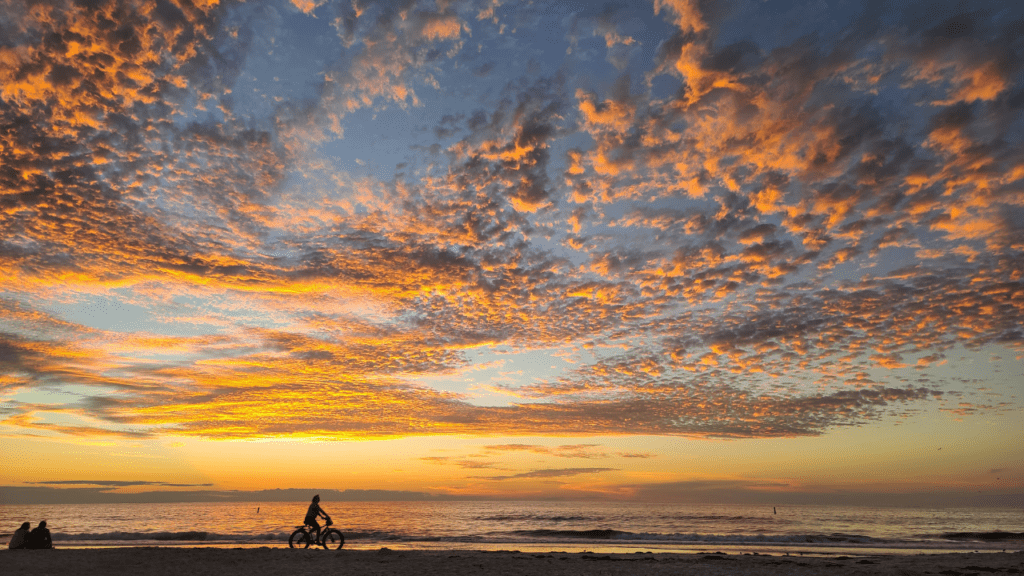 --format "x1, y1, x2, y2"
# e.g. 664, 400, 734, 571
311, 517, 333, 542
293, 516, 334, 546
